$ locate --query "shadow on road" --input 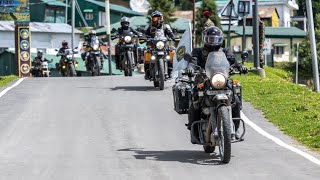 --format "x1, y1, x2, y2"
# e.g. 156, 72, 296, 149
110, 86, 168, 91
117, 148, 225, 165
